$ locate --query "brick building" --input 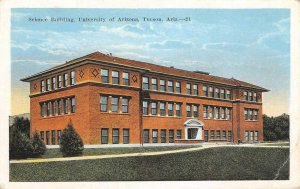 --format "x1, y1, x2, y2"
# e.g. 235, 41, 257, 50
21, 52, 268, 145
